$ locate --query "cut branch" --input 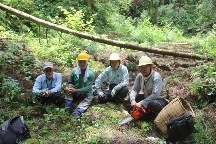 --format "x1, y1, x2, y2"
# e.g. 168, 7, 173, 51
0, 3, 209, 60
